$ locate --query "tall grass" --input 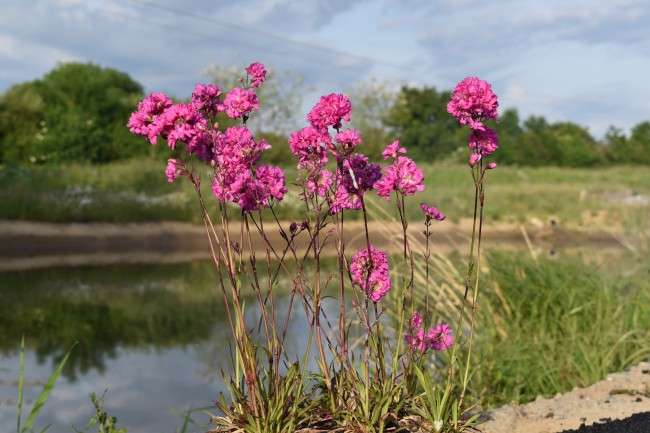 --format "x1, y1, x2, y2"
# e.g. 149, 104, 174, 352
474, 251, 650, 408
